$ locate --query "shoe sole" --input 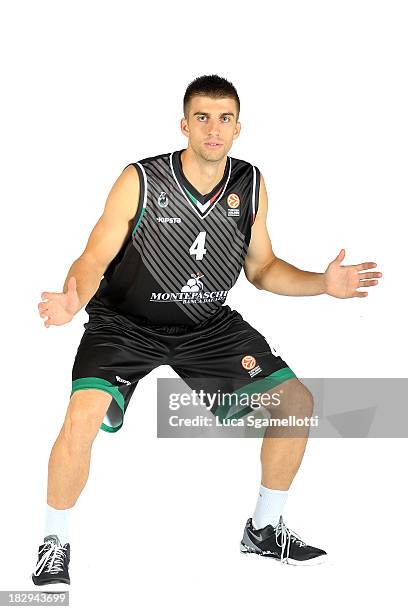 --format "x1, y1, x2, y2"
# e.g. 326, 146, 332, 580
31, 575, 70, 590
240, 542, 327, 566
